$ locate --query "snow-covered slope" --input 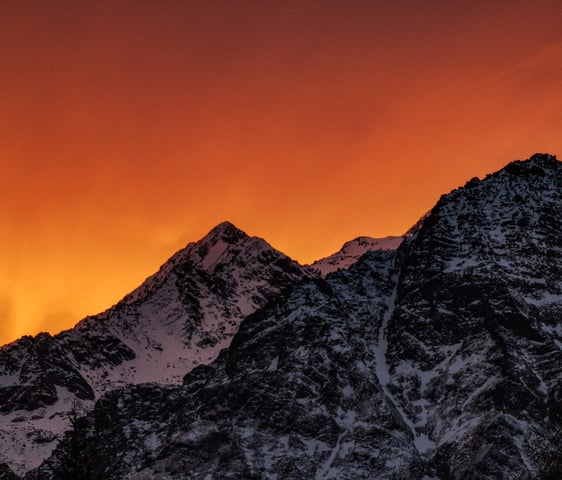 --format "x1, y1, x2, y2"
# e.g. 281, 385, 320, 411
24, 153, 562, 480
68, 221, 314, 391
0, 222, 314, 475
311, 236, 403, 276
